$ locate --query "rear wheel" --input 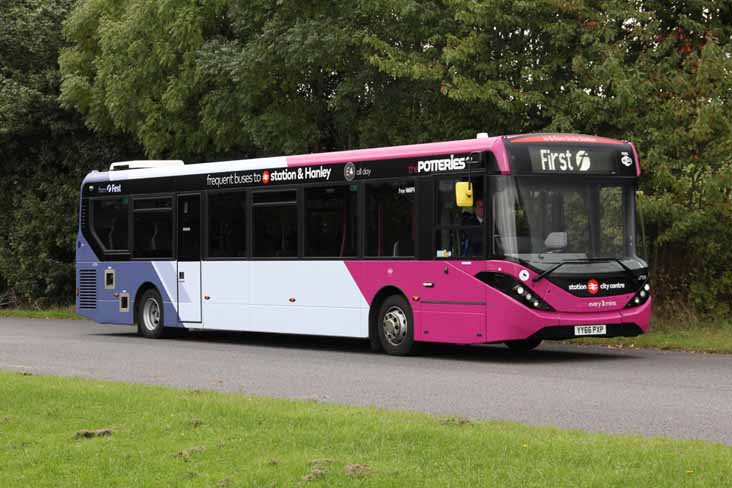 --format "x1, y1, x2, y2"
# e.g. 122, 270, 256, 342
504, 338, 542, 351
137, 288, 165, 339
377, 295, 416, 356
